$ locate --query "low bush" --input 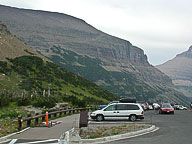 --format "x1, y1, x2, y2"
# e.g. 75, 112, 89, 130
17, 97, 31, 106
0, 110, 18, 118
32, 96, 57, 108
